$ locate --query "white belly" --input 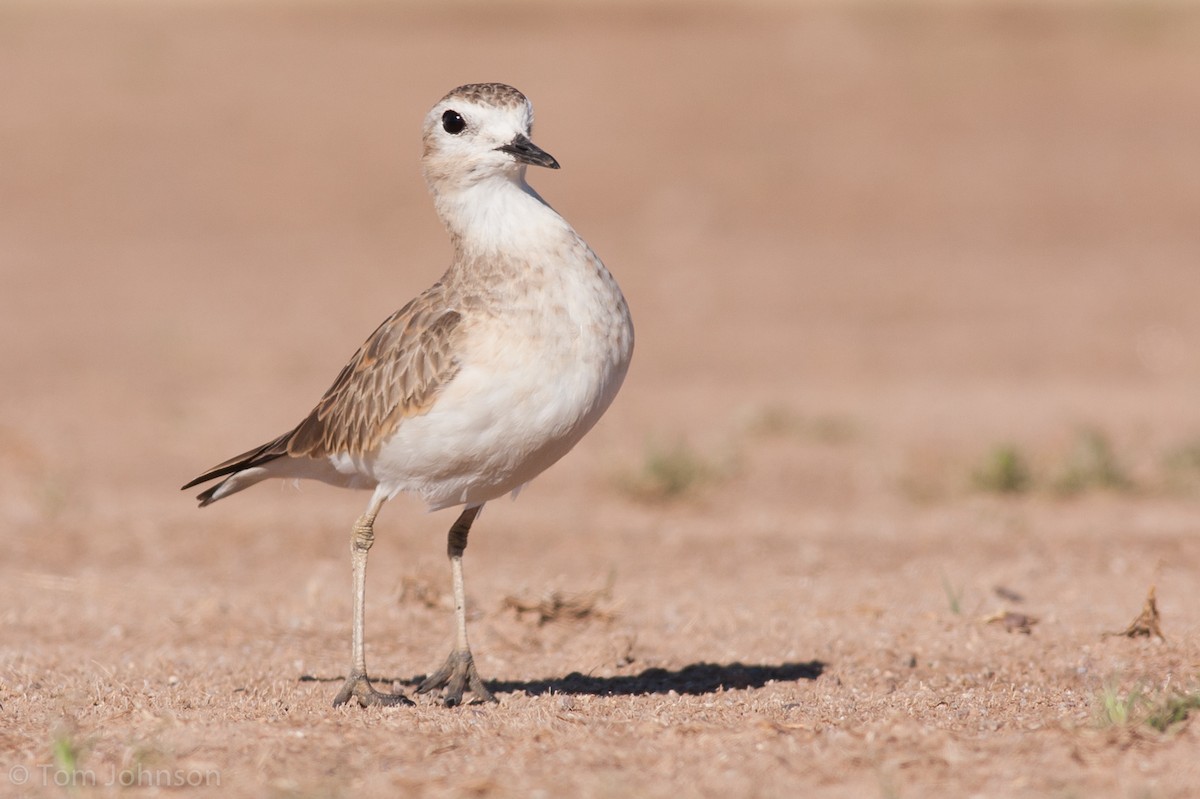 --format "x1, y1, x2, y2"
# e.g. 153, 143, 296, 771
344, 259, 633, 510
360, 340, 622, 508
